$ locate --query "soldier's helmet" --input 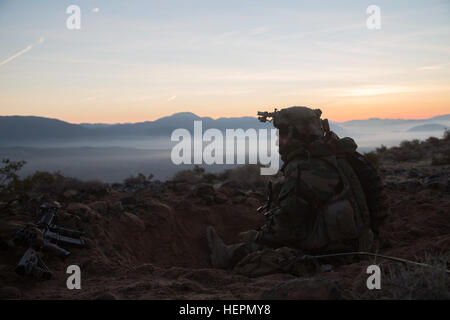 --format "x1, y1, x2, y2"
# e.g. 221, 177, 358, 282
258, 106, 326, 138
274, 106, 325, 137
